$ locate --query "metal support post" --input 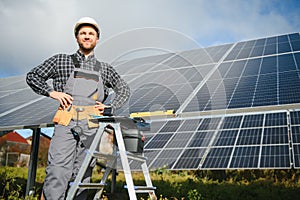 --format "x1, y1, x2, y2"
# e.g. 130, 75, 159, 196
26, 128, 41, 196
